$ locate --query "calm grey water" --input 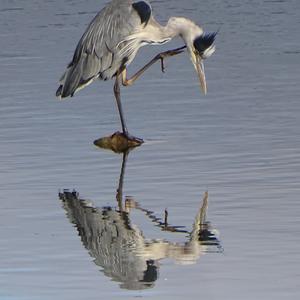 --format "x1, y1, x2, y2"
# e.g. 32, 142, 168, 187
1, 0, 300, 299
